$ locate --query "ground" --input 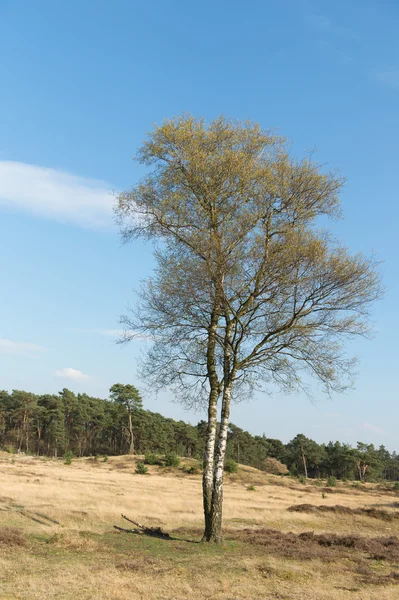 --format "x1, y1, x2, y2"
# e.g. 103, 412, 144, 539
1, 453, 399, 599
